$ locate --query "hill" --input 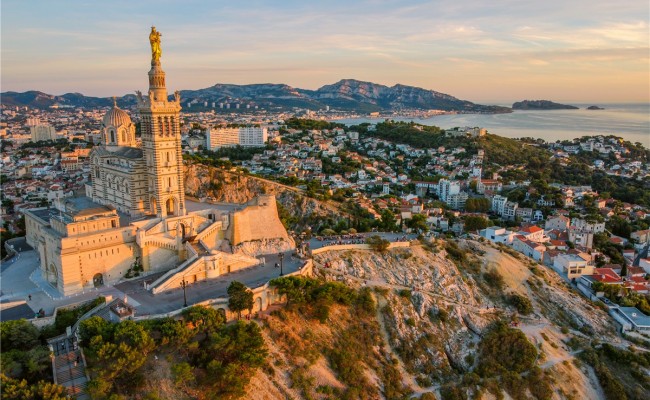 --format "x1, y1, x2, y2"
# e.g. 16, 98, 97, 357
92, 239, 644, 399
512, 100, 579, 110
1, 80, 511, 113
